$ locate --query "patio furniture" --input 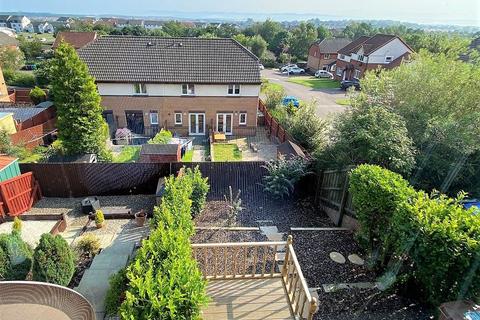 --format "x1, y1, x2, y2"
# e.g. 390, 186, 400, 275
81, 197, 100, 215
214, 132, 227, 142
